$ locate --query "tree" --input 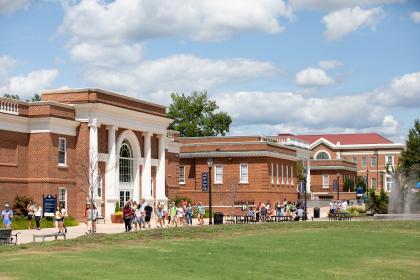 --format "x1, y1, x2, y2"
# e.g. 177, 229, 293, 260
29, 94, 41, 102
398, 119, 420, 178
167, 91, 232, 137
343, 178, 355, 192
2, 93, 21, 100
